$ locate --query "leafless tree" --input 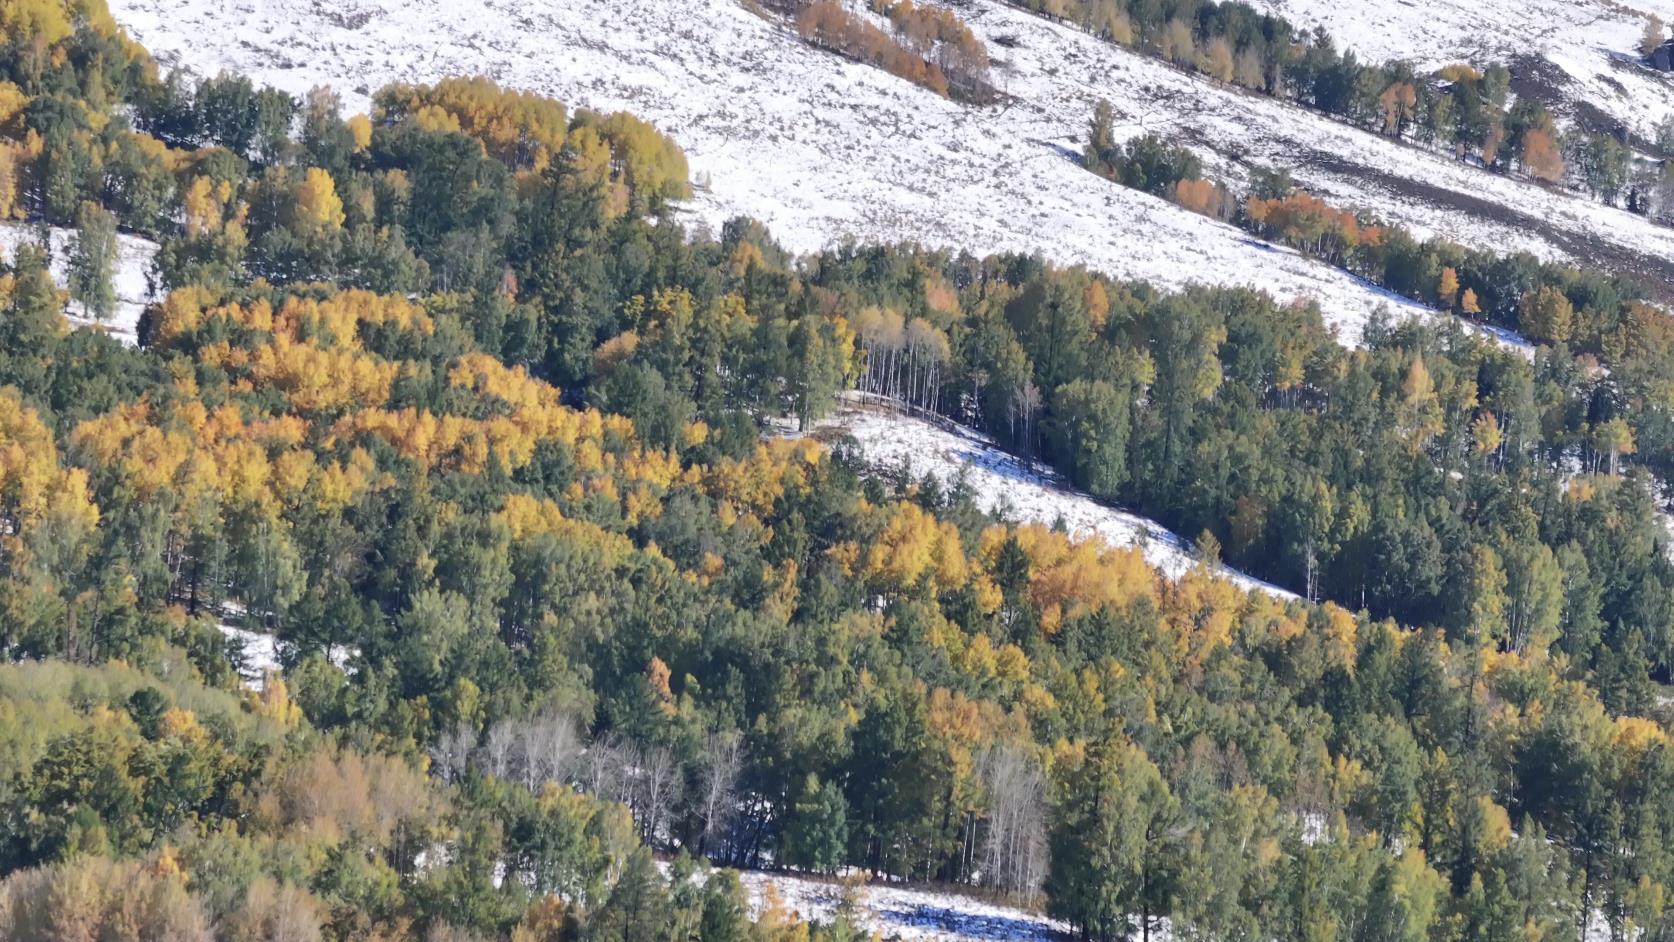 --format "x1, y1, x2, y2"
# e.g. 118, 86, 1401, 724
482, 719, 519, 780
978, 744, 1048, 897
521, 707, 583, 790
633, 744, 684, 846
583, 732, 634, 806
696, 730, 745, 858
430, 719, 477, 786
